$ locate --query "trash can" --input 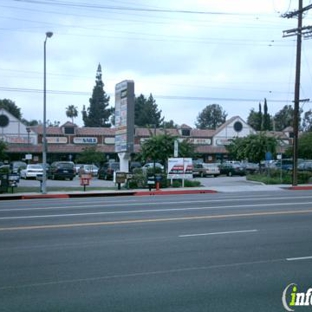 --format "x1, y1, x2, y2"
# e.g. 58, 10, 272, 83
0, 174, 9, 193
